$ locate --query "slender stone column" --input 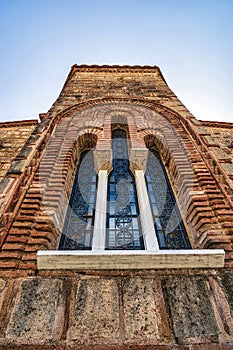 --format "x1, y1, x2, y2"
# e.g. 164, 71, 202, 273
135, 170, 159, 250
92, 150, 112, 251
131, 148, 159, 250
92, 170, 108, 250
